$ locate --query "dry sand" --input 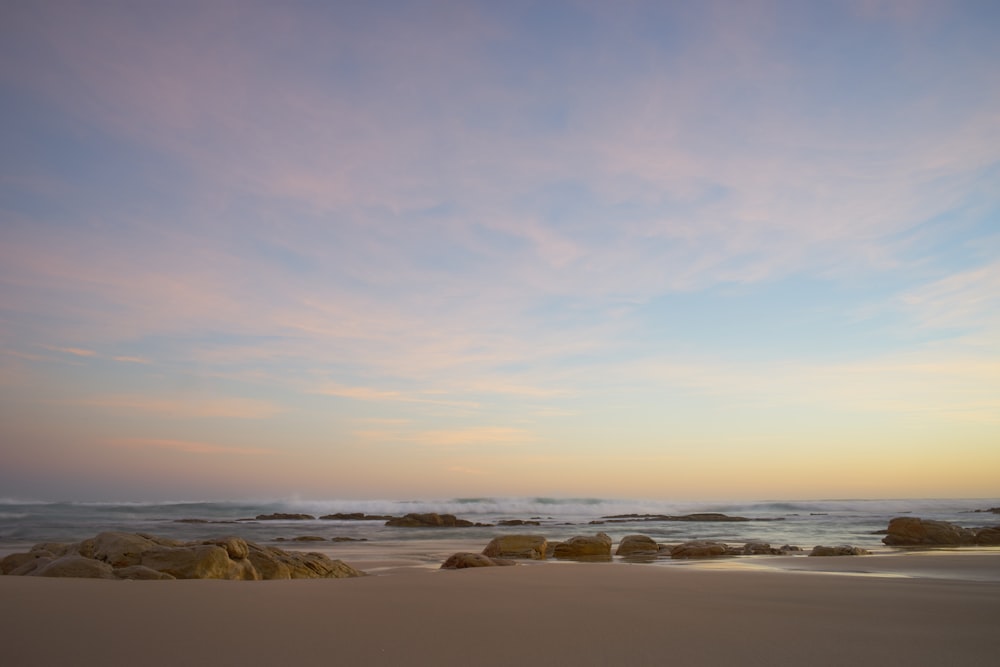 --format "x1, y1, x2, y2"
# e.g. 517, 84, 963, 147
2, 552, 998, 666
